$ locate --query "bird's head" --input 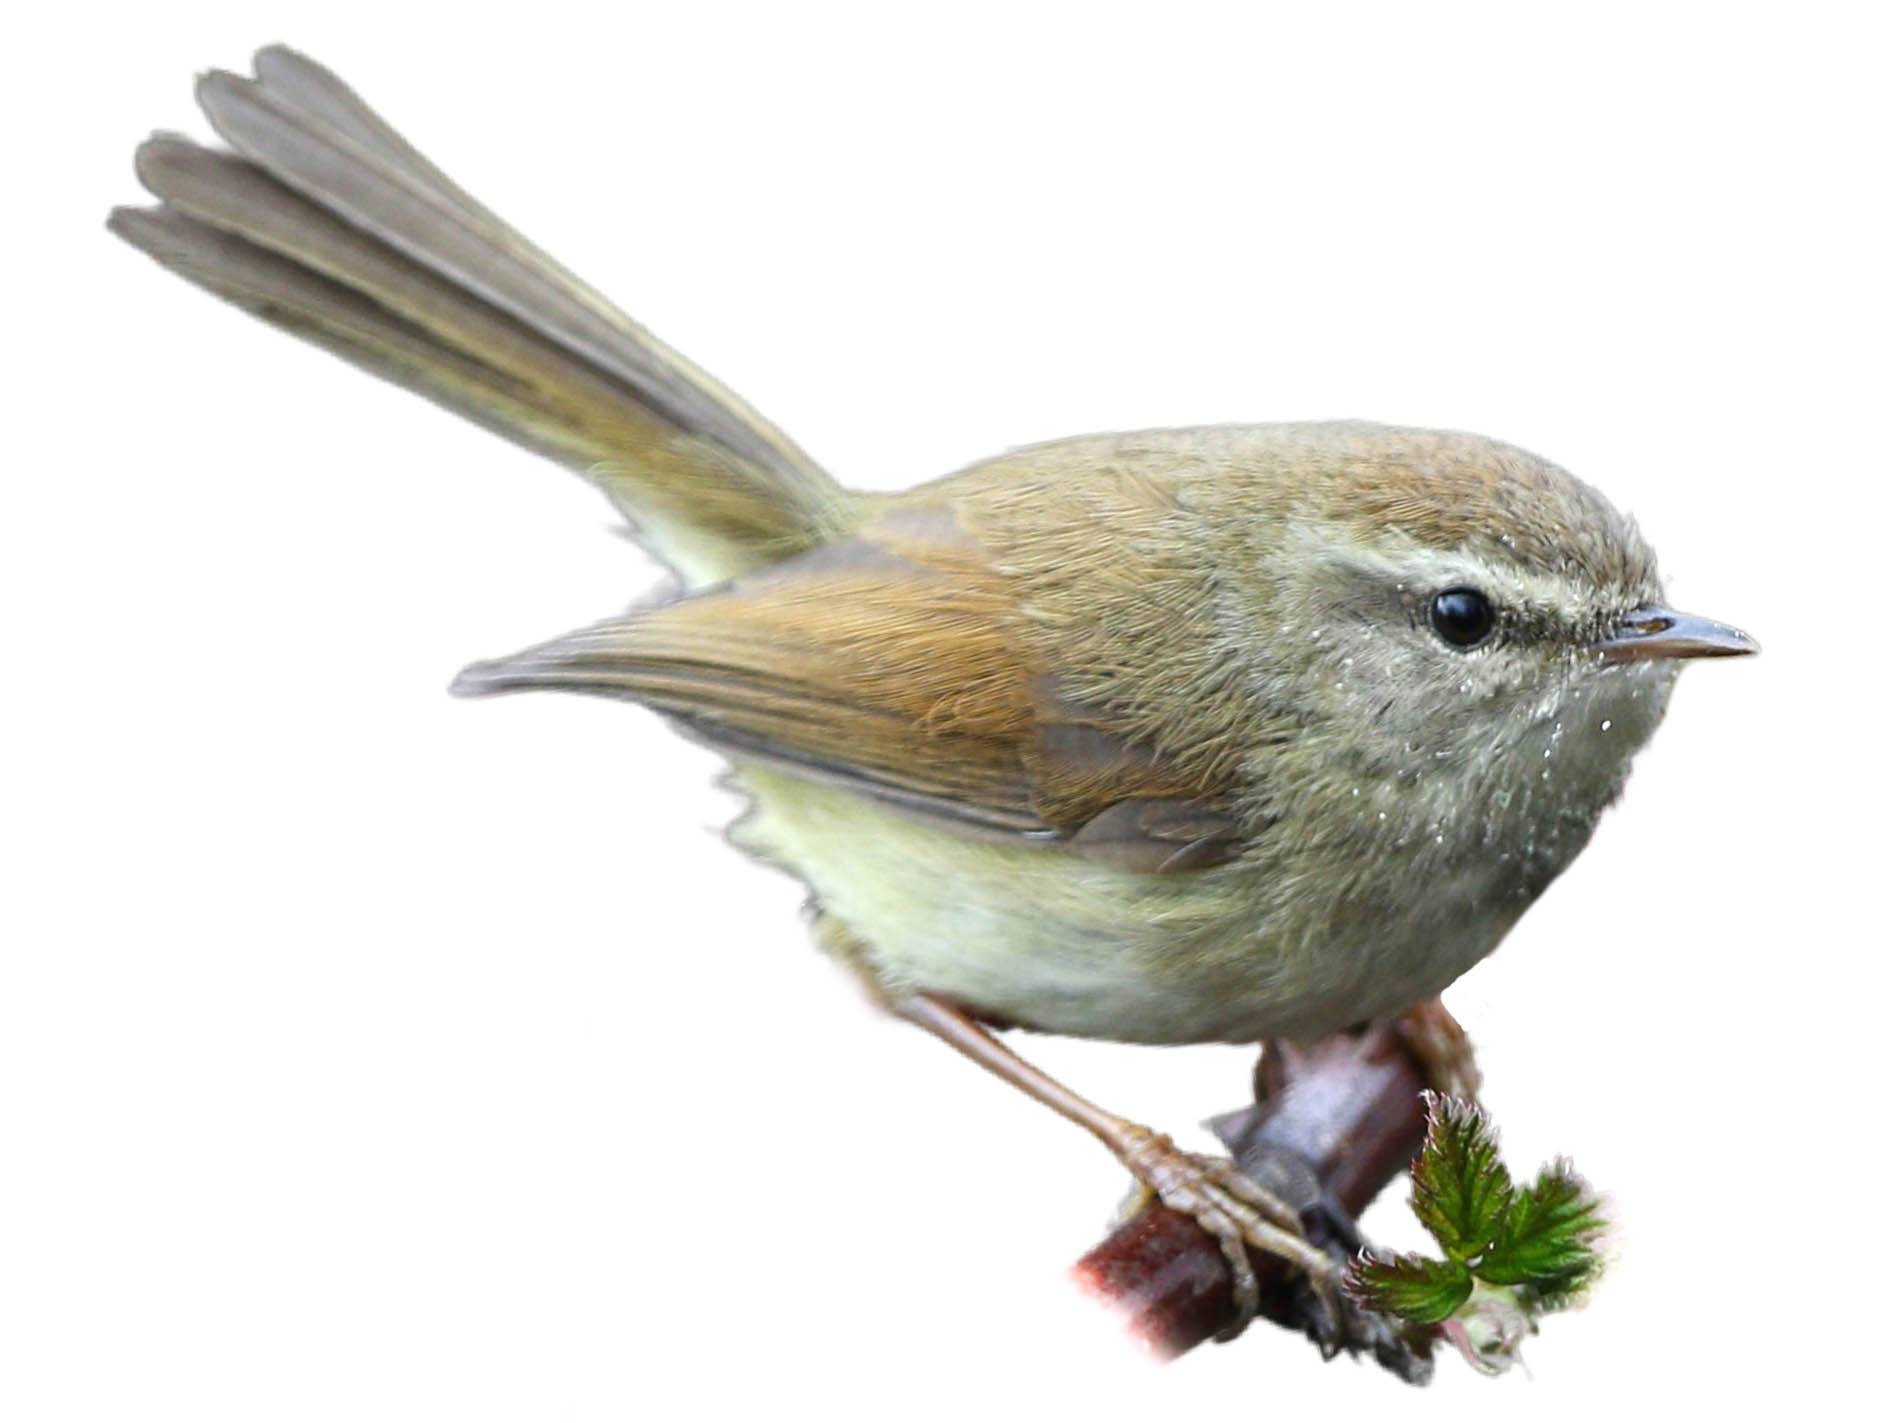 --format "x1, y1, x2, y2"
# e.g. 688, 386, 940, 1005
1218, 424, 1756, 856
